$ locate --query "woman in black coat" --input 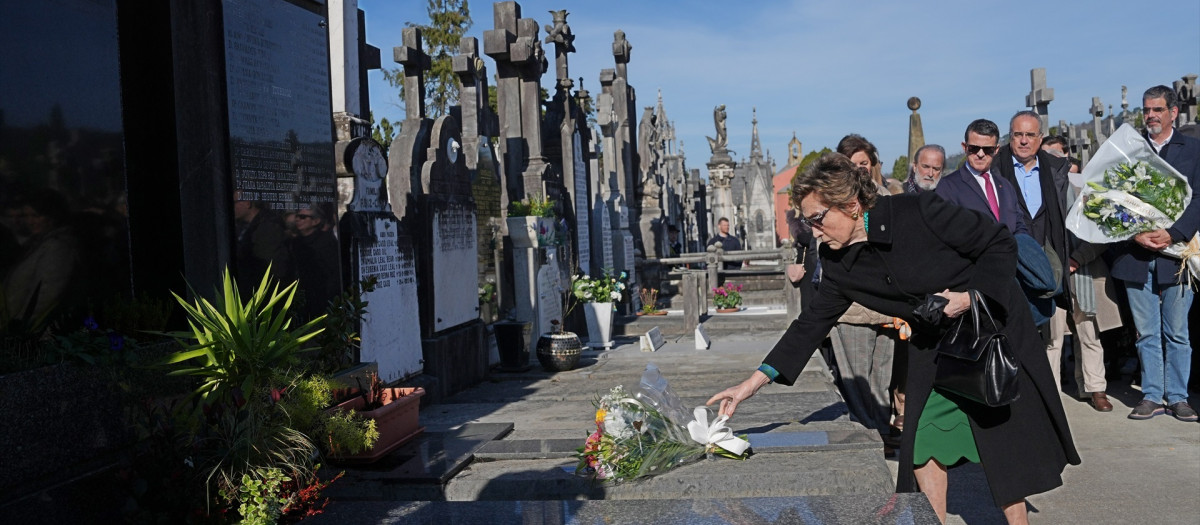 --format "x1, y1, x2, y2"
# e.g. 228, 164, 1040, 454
709, 153, 1079, 524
